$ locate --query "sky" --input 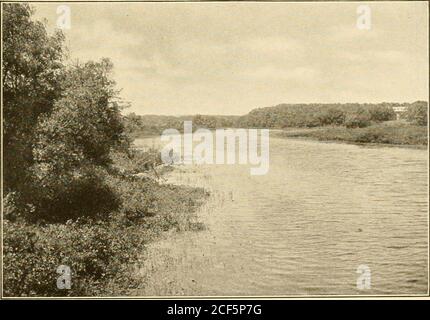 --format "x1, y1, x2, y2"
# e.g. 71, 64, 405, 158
33, 1, 429, 116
